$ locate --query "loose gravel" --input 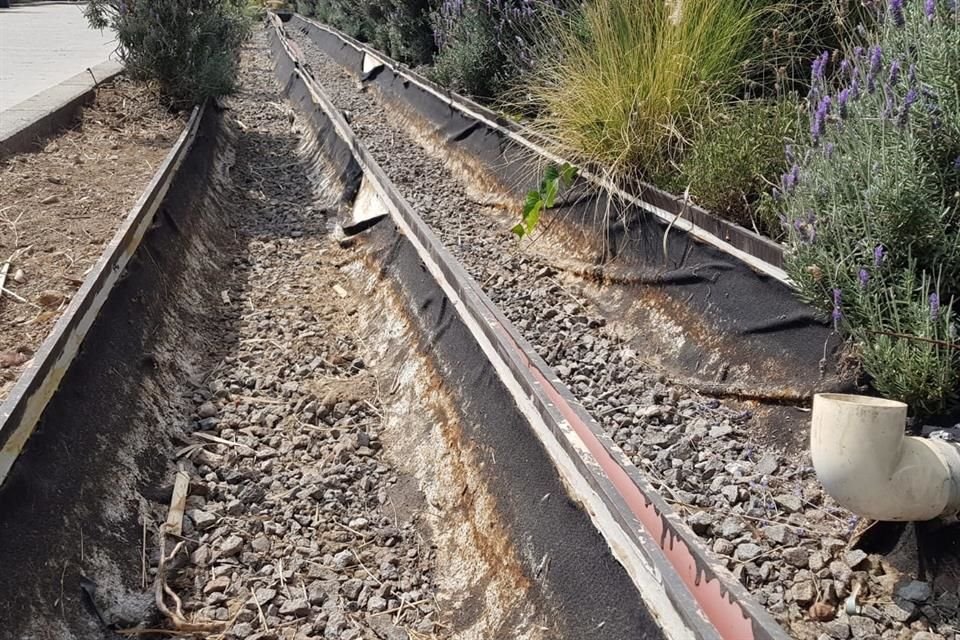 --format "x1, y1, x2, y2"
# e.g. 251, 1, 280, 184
151, 32, 445, 639
289, 24, 960, 640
